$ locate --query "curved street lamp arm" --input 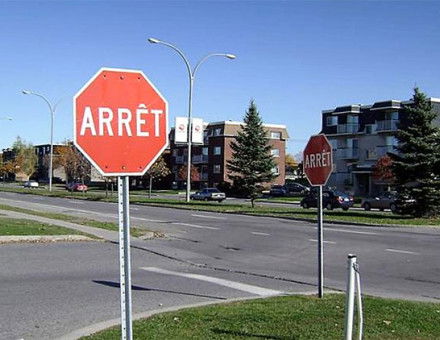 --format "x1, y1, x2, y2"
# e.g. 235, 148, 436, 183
193, 53, 231, 77
154, 40, 192, 80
